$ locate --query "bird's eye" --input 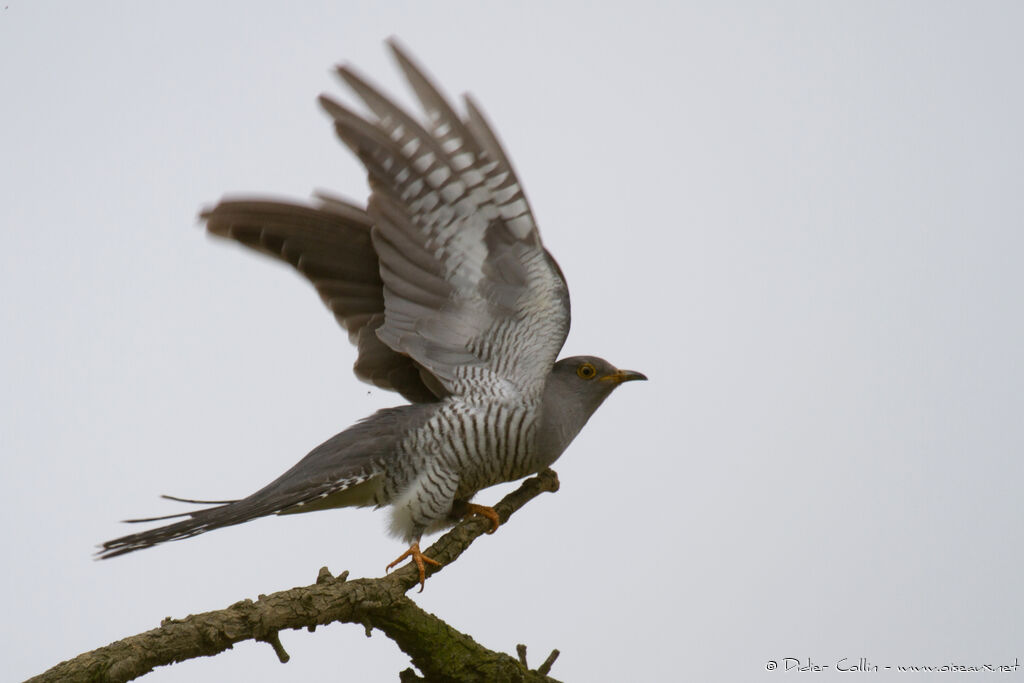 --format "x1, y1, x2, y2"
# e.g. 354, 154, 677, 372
576, 363, 597, 380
